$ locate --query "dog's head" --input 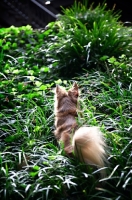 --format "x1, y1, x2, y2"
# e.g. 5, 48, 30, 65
54, 82, 79, 114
